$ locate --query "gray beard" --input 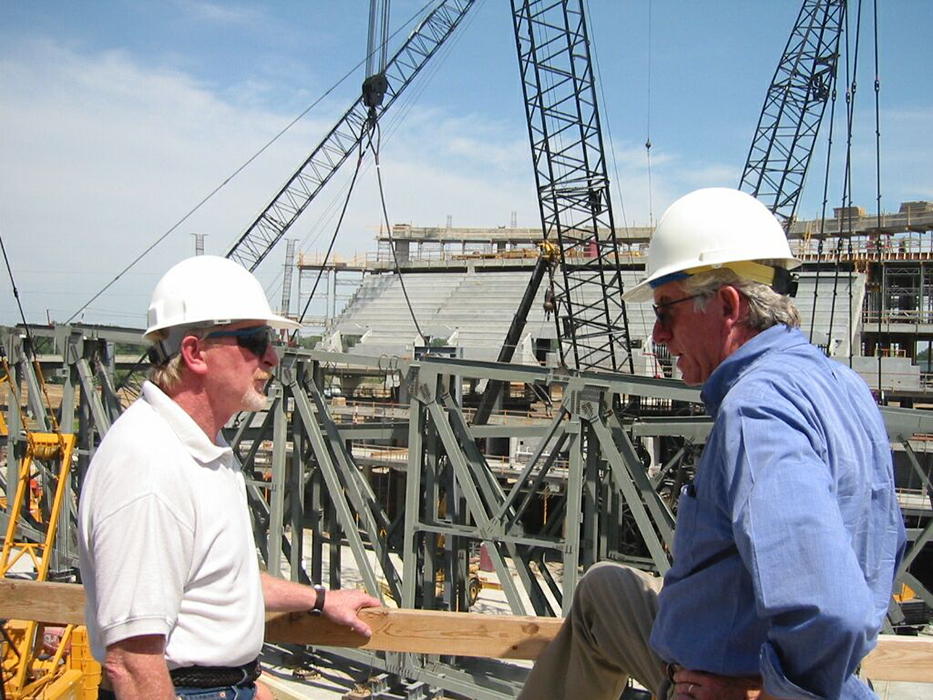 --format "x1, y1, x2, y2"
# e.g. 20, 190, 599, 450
241, 384, 267, 412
